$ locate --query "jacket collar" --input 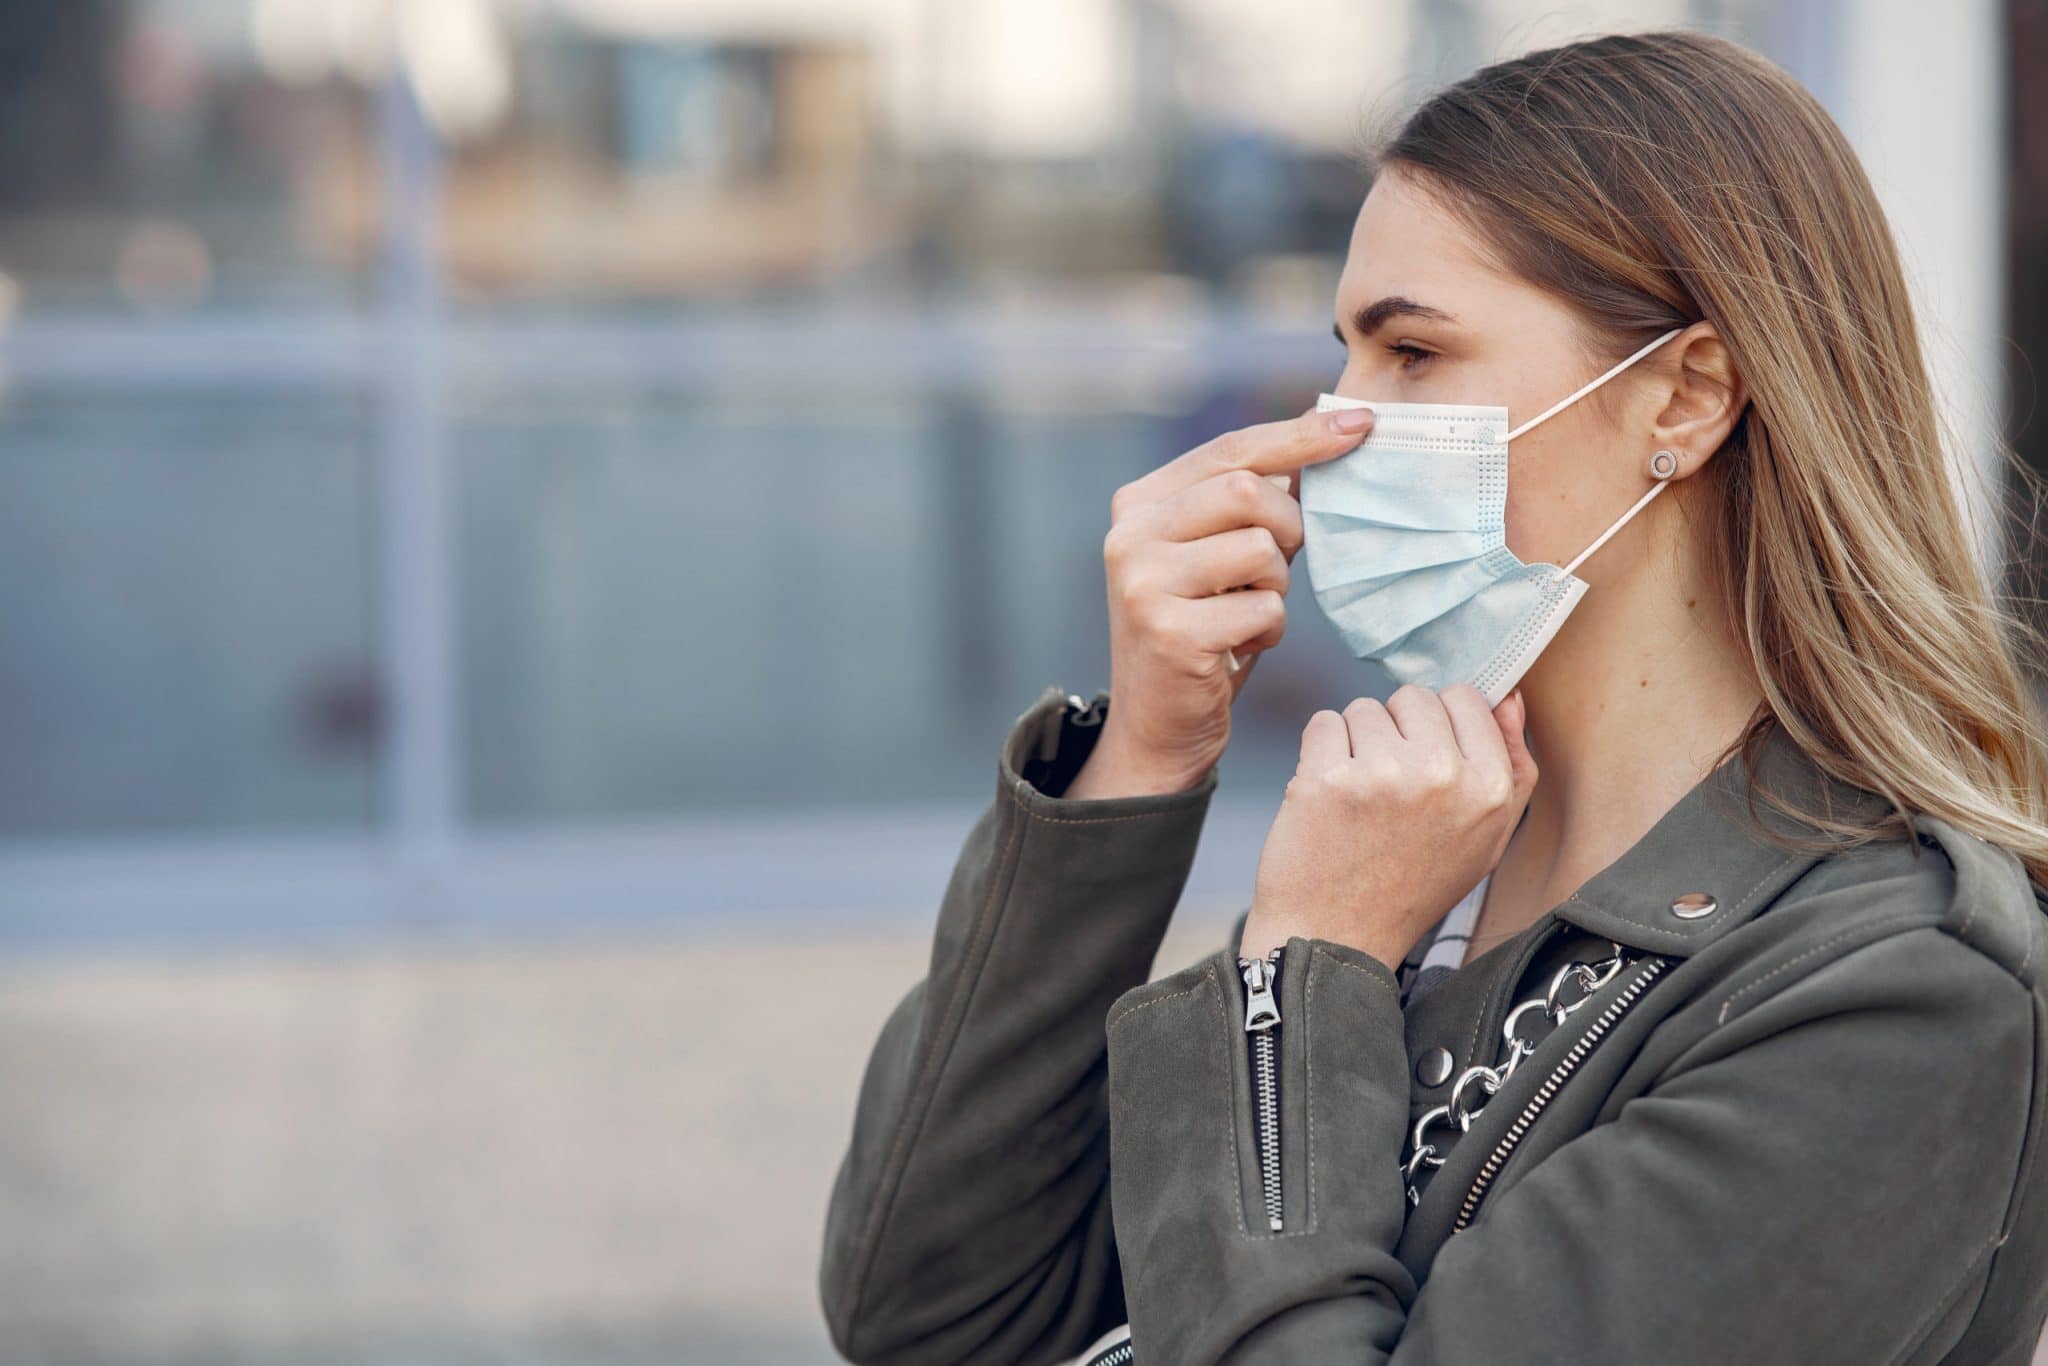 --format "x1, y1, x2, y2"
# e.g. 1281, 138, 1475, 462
1549, 717, 1904, 958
